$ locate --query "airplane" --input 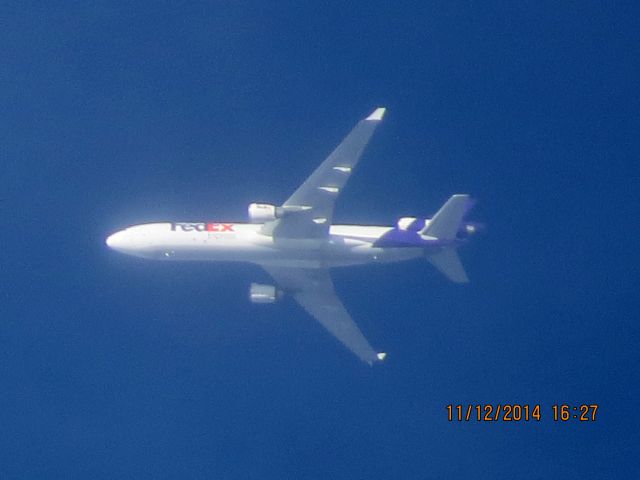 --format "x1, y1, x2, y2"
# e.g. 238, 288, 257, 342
106, 107, 479, 365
